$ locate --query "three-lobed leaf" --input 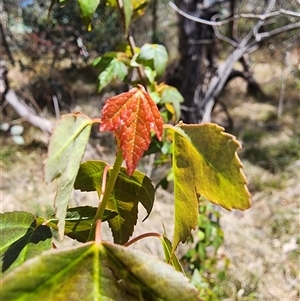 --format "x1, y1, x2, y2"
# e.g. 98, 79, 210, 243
171, 124, 251, 250
1, 241, 202, 301
44, 113, 92, 239
100, 85, 163, 175
136, 43, 168, 76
